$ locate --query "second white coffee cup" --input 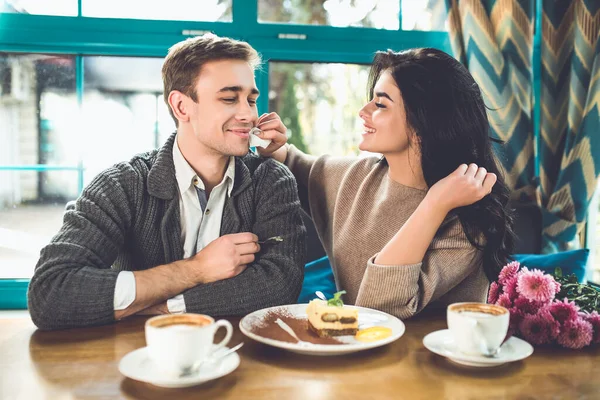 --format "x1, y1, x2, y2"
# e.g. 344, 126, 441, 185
447, 302, 509, 357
